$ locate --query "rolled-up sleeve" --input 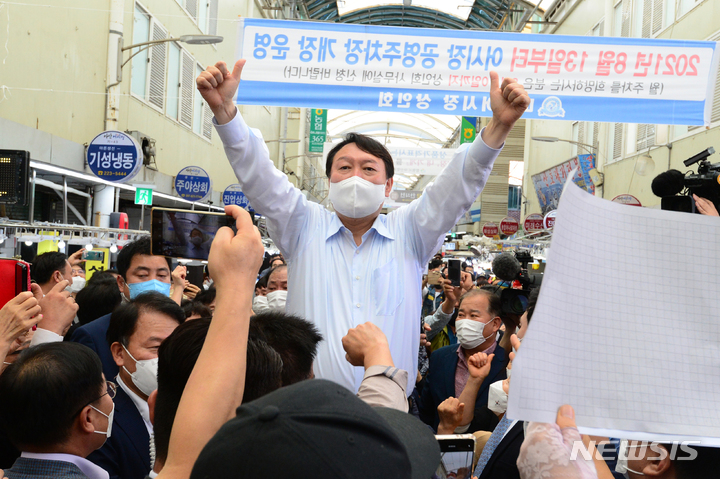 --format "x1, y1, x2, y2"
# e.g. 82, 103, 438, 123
357, 365, 409, 412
